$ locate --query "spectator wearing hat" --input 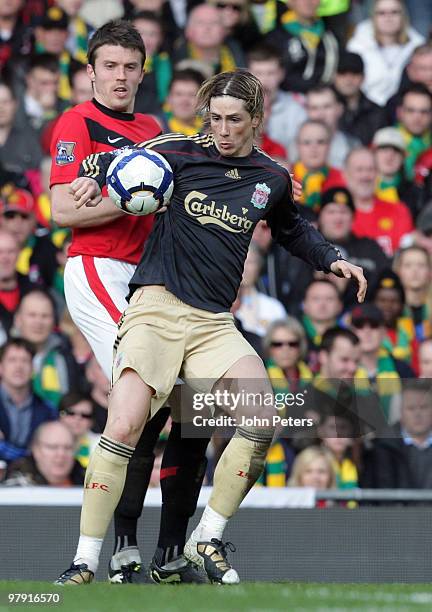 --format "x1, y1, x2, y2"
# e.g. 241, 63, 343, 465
0, 183, 59, 287
292, 119, 345, 214
334, 51, 386, 146
317, 187, 389, 308
0, 81, 43, 175
345, 147, 413, 257
33, 6, 76, 101
0, 228, 39, 337
371, 269, 418, 371
372, 126, 423, 219
350, 302, 414, 422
